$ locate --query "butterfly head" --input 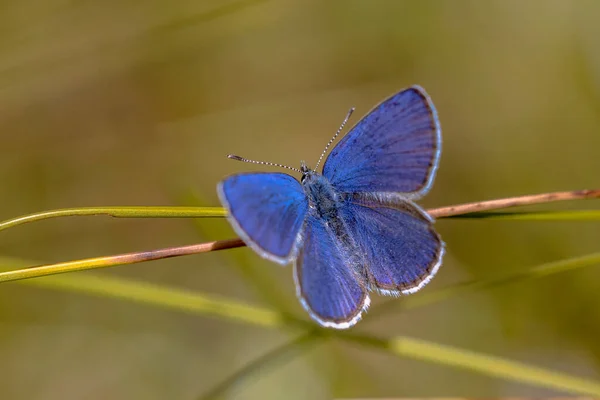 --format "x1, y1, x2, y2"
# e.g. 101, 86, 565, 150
300, 160, 318, 184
